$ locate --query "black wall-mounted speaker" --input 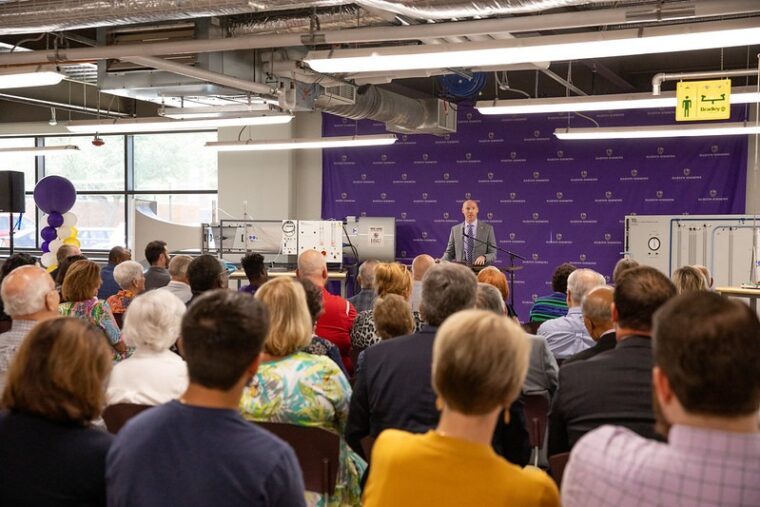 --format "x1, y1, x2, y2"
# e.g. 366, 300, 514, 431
0, 171, 26, 213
